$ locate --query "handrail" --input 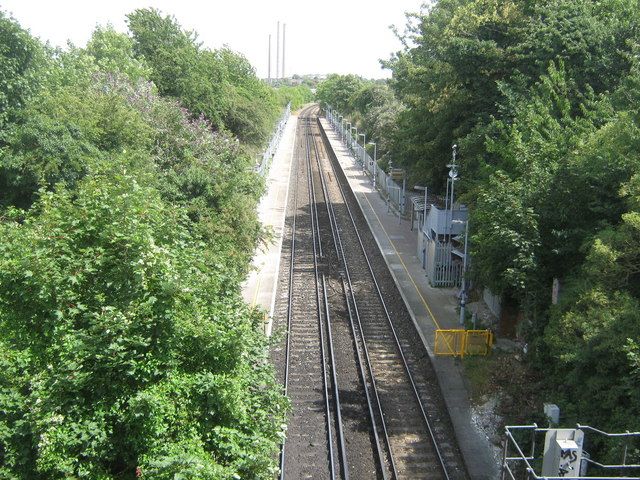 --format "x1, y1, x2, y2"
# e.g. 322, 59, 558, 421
258, 102, 291, 176
502, 424, 640, 479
